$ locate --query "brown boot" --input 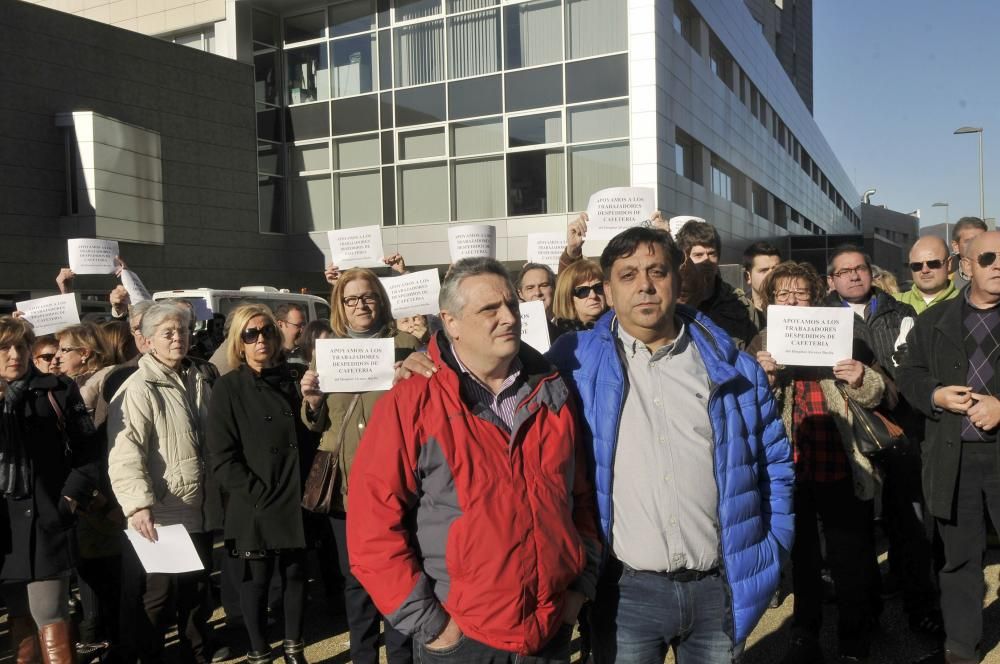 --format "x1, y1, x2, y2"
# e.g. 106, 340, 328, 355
37, 622, 75, 664
9, 615, 40, 664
